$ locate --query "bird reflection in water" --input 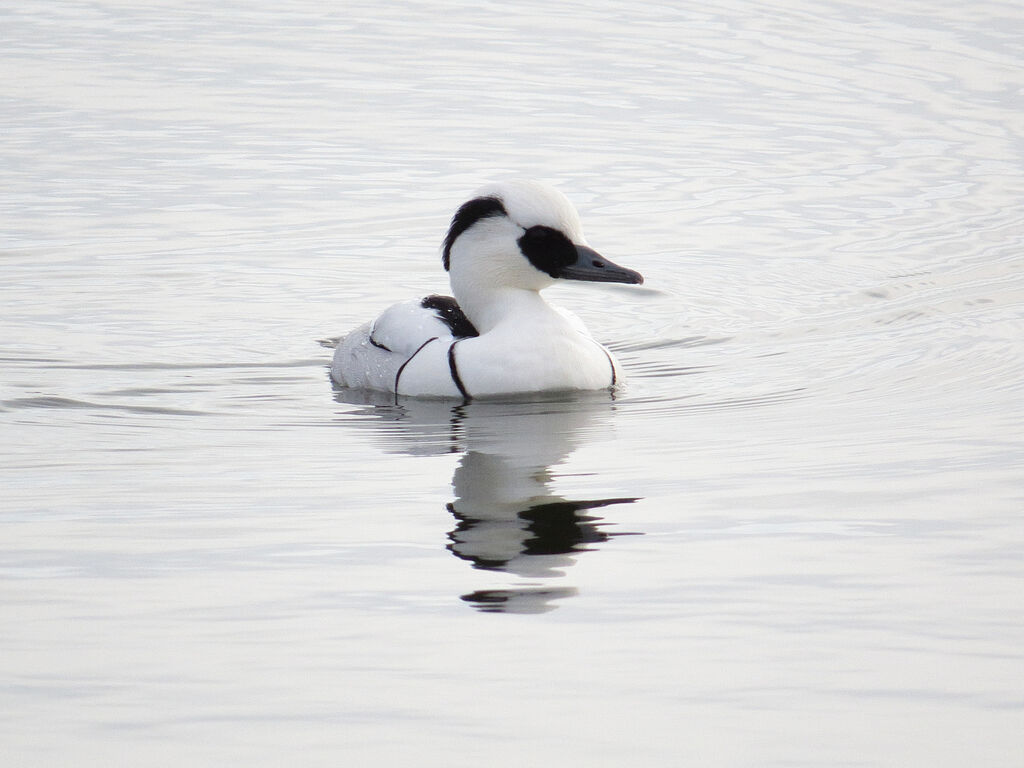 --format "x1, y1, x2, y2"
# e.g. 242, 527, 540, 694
333, 388, 642, 613
446, 449, 638, 612
450, 496, 639, 612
